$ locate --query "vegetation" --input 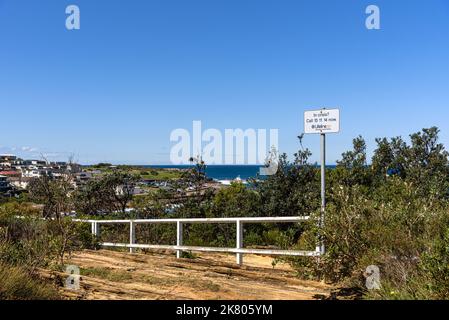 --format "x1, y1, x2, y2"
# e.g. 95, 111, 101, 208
0, 263, 60, 300
127, 126, 449, 299
0, 202, 96, 299
290, 127, 449, 299
84, 165, 183, 181
27, 174, 73, 219
75, 171, 139, 215
81, 267, 133, 283
0, 126, 448, 300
